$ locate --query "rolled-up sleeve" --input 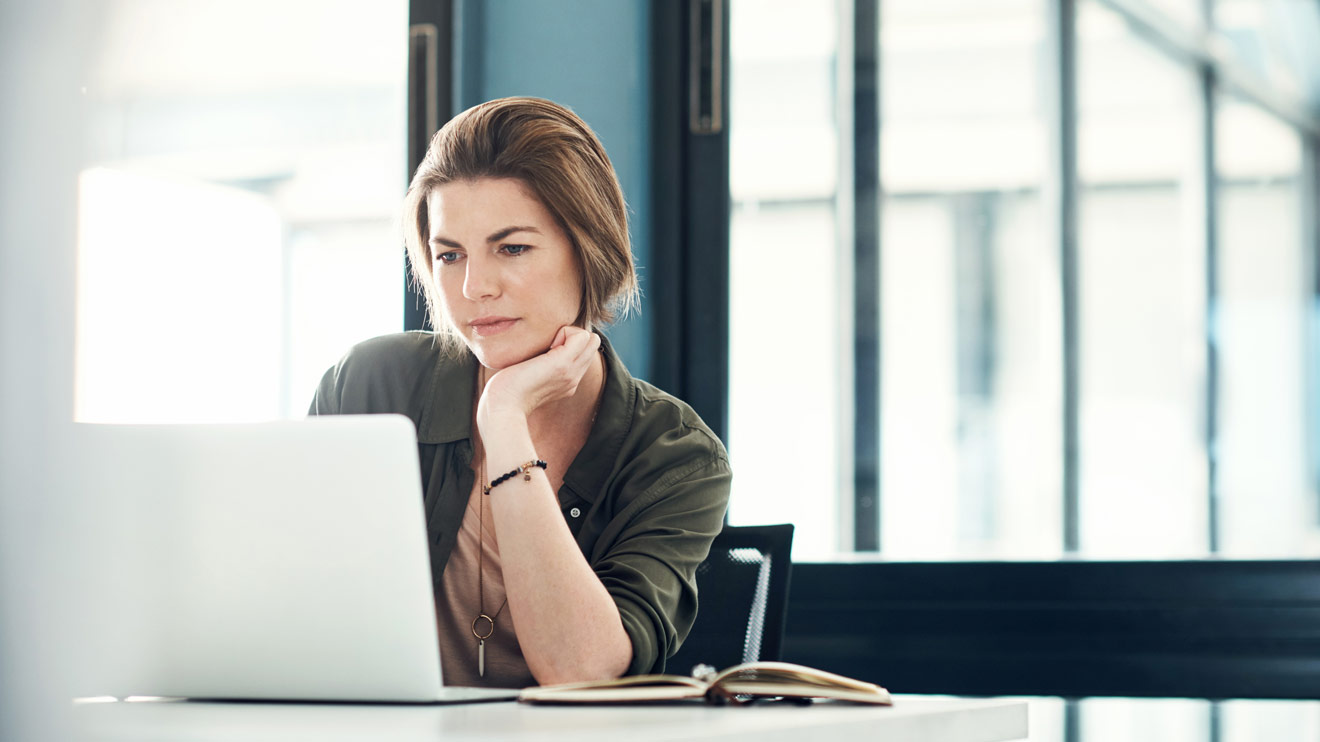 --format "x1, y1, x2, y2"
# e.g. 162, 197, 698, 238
591, 450, 731, 675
